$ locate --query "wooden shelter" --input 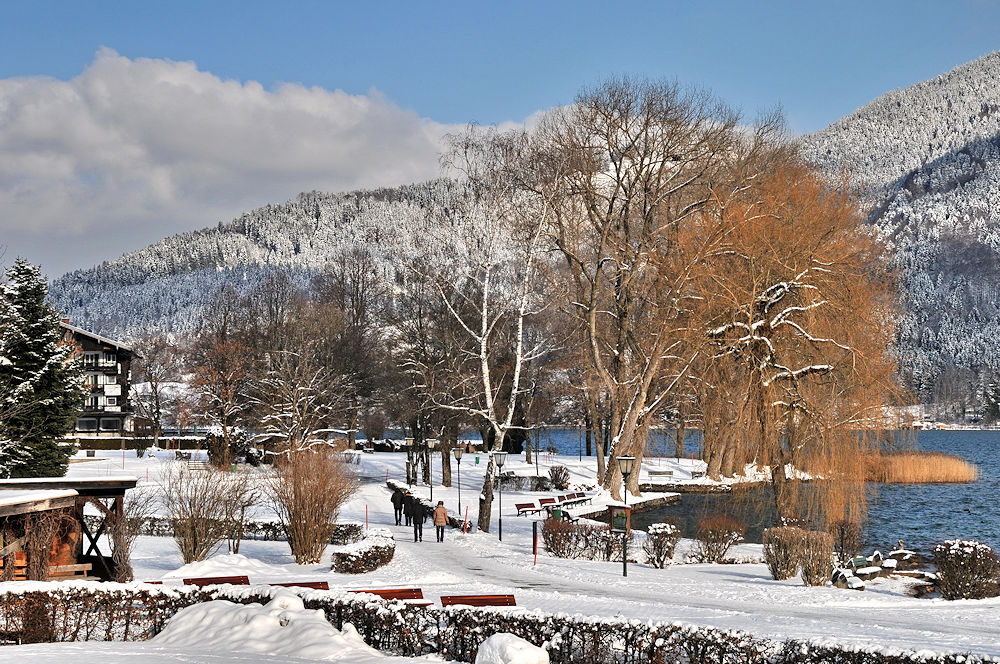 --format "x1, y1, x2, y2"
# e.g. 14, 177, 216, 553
0, 477, 137, 581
